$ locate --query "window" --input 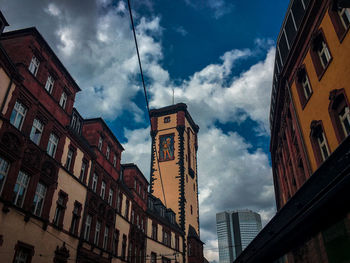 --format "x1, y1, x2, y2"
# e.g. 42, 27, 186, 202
103, 226, 109, 250
310, 121, 330, 165
121, 235, 127, 259
80, 161, 87, 182
12, 171, 29, 207
94, 220, 101, 245
30, 118, 44, 146
0, 157, 9, 195
117, 192, 123, 213
151, 253, 157, 263
13, 242, 34, 263
92, 173, 98, 192
84, 214, 92, 241
339, 106, 350, 136
125, 200, 129, 219
152, 223, 158, 240
53, 192, 67, 227
28, 56, 39, 76
296, 67, 313, 108
190, 205, 193, 215
131, 210, 135, 224
188, 242, 192, 256
163, 229, 170, 246
175, 235, 179, 250
106, 146, 110, 159
65, 149, 74, 170
100, 181, 106, 199
329, 4, 350, 40
10, 101, 27, 130
59, 92, 67, 109
310, 31, 332, 77
164, 116, 170, 123
136, 214, 140, 228
113, 154, 117, 167
108, 188, 114, 206
329, 90, 350, 142
98, 137, 103, 151
31, 182, 47, 217
44, 75, 54, 94
338, 8, 350, 29
70, 202, 81, 235
112, 230, 119, 256
47, 133, 59, 158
